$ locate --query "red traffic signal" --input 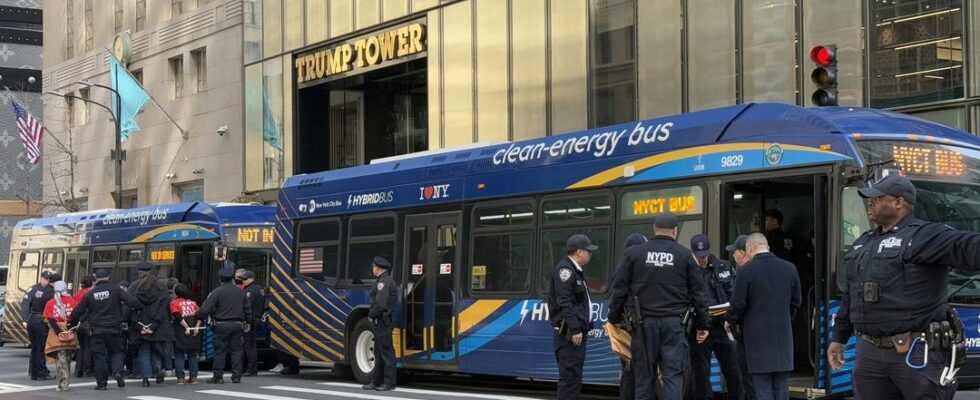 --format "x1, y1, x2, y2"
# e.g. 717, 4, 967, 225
809, 44, 838, 106
810, 45, 836, 67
